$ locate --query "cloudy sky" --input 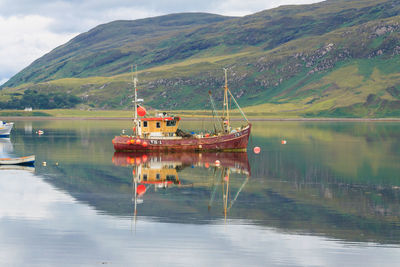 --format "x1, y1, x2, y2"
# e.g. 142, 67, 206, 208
0, 0, 322, 85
